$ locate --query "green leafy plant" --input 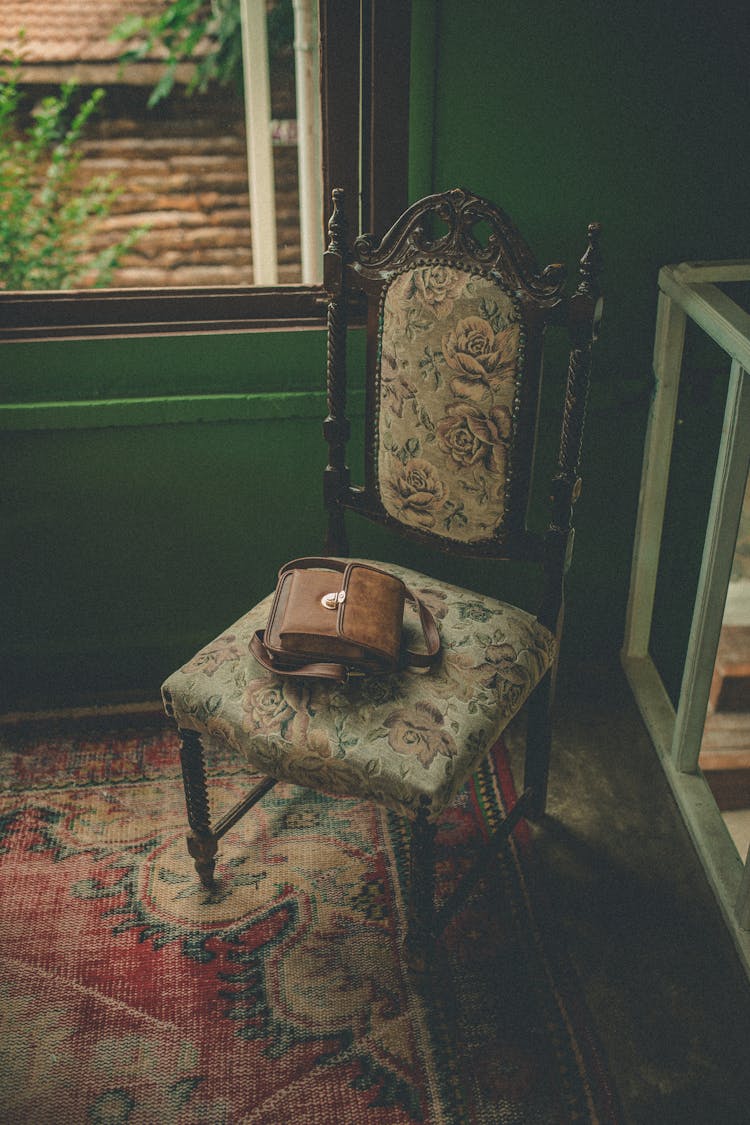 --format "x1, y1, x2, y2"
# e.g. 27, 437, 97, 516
112, 0, 293, 107
0, 56, 145, 290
